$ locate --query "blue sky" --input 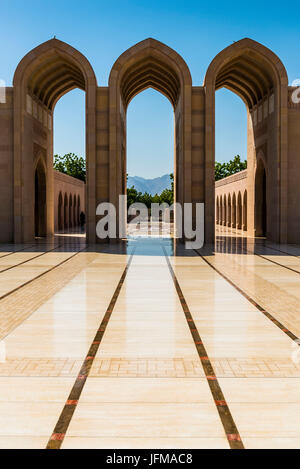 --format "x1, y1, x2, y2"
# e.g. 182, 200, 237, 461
1, 0, 299, 177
